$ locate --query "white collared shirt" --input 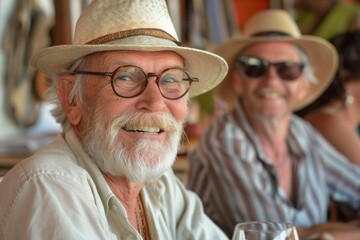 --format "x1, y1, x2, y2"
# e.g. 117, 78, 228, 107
0, 129, 228, 240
